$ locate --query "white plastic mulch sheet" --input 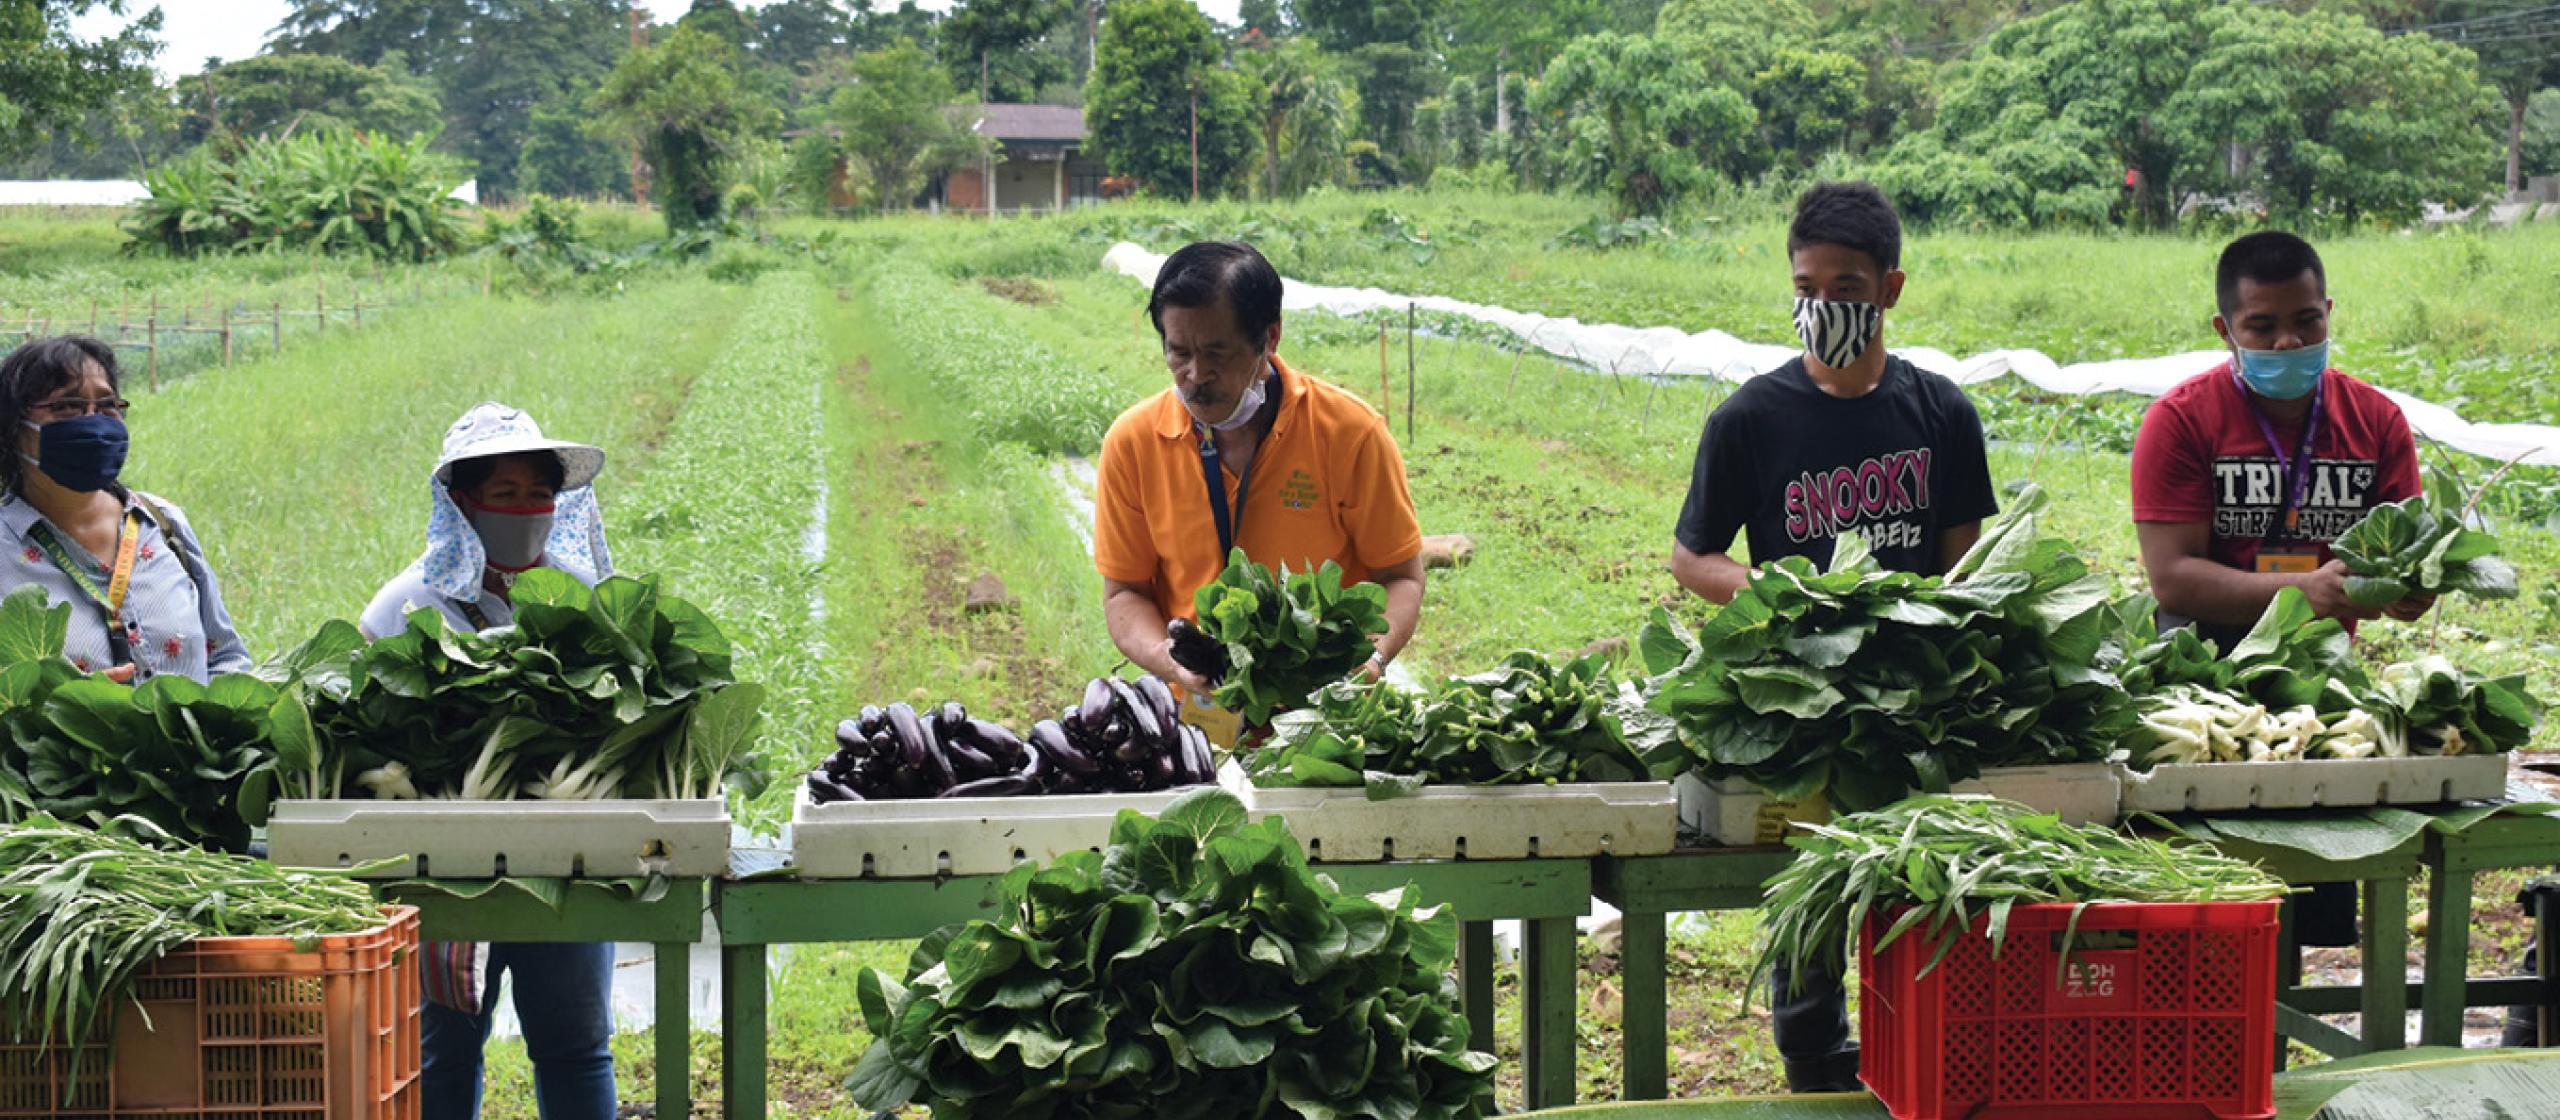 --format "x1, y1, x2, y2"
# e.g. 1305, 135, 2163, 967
1103, 241, 2560, 467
